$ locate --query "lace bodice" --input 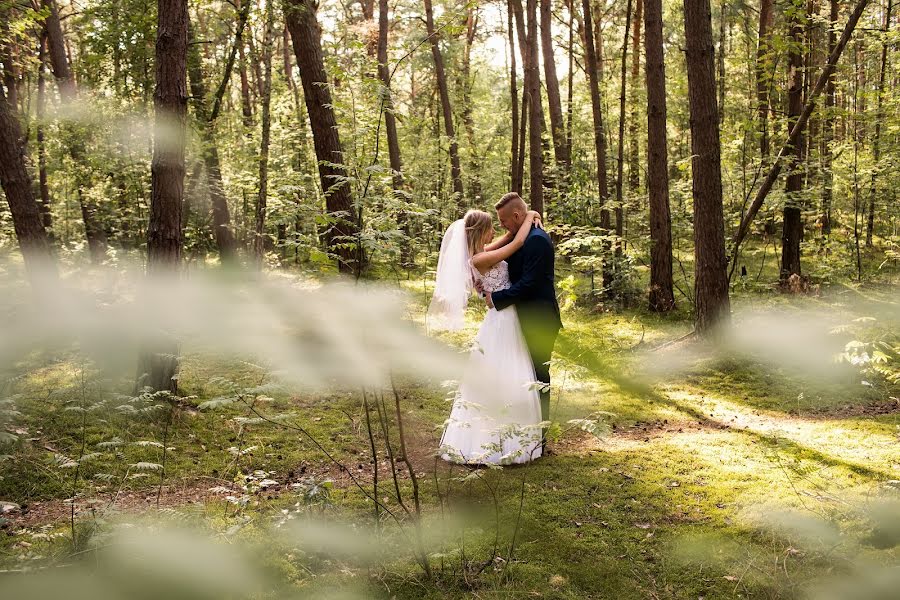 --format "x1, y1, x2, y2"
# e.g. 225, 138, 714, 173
475, 260, 511, 293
